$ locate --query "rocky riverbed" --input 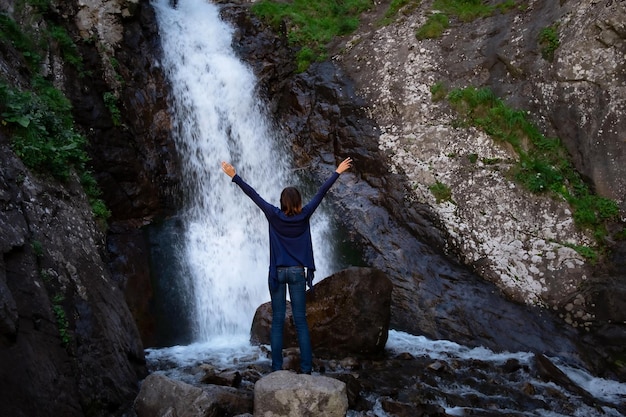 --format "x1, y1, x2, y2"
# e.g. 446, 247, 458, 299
143, 330, 626, 417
